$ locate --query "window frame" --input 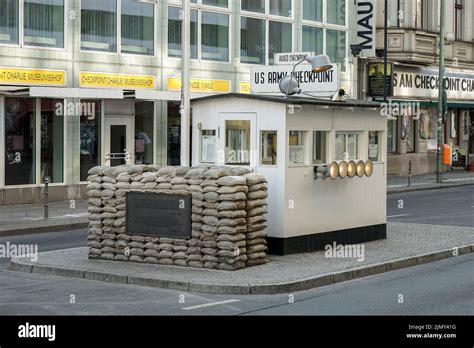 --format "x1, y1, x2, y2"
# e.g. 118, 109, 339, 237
260, 130, 278, 166
301, 0, 348, 71
240, 0, 295, 66
288, 130, 308, 167
79, 0, 157, 57
0, 0, 67, 51
455, 0, 464, 40
312, 130, 329, 165
167, 0, 232, 63
2, 96, 67, 187
334, 131, 361, 161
